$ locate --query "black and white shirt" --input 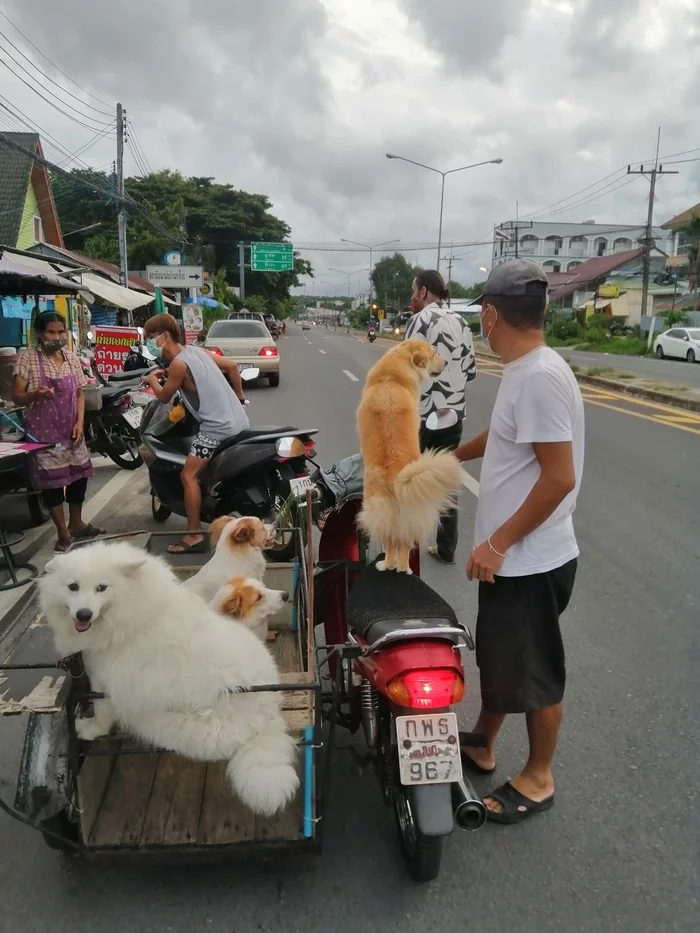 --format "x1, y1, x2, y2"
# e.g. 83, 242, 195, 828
404, 302, 477, 421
